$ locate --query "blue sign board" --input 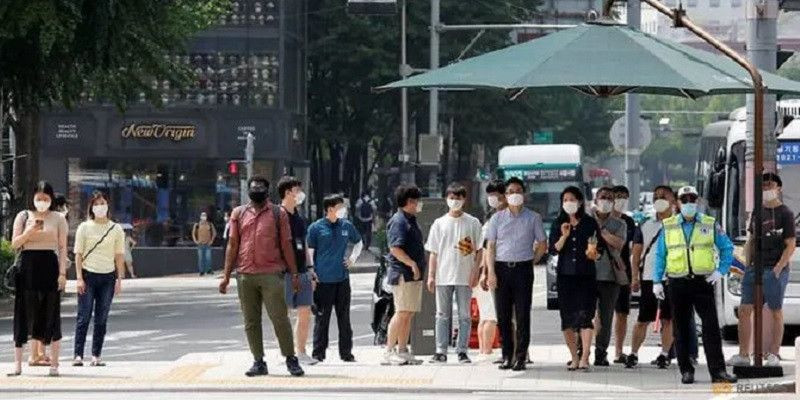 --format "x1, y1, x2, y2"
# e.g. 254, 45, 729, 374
778, 141, 800, 165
